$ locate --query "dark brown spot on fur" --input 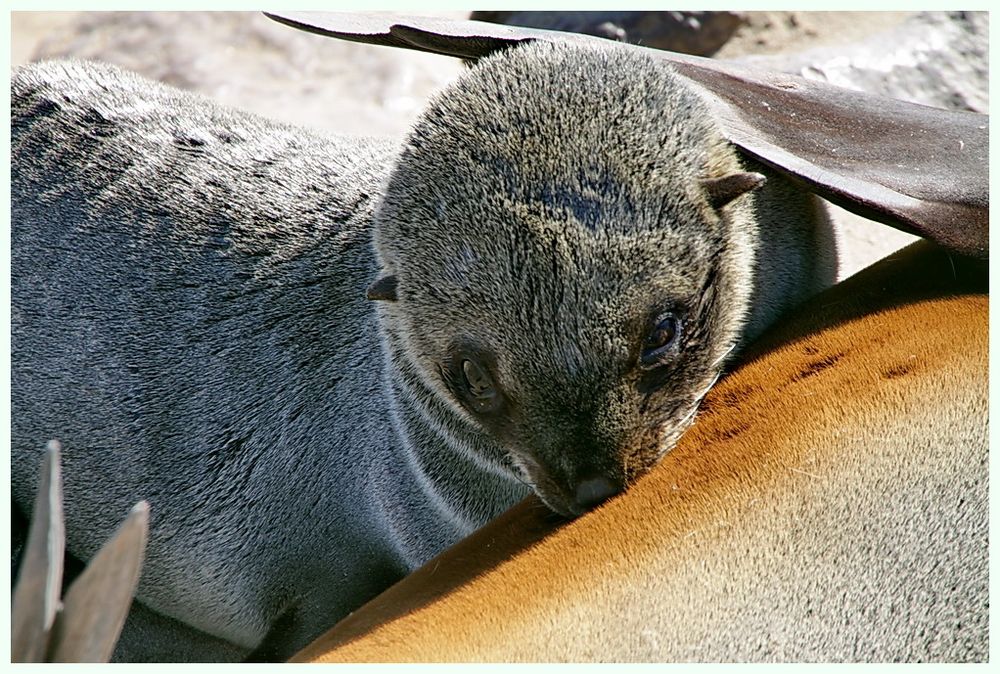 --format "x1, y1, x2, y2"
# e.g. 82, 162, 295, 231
703, 421, 751, 445
699, 386, 754, 414
791, 352, 845, 382
882, 361, 916, 379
